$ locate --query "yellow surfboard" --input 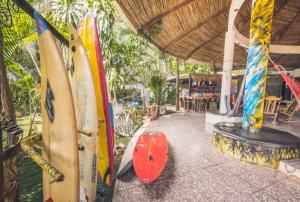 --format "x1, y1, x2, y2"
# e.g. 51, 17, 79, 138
69, 25, 98, 202
34, 12, 79, 201
78, 14, 111, 184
